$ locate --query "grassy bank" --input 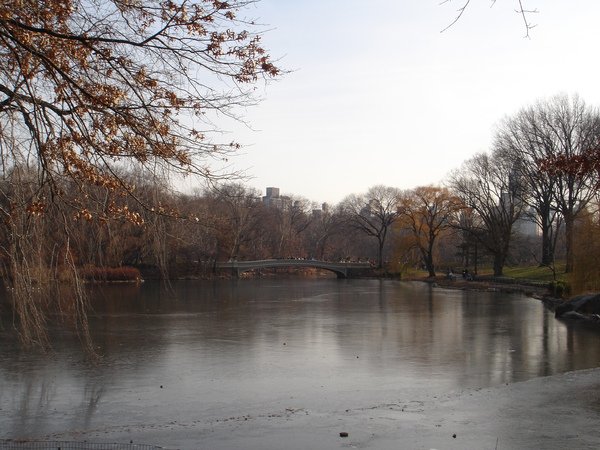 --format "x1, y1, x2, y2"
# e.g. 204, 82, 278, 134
402, 264, 570, 298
